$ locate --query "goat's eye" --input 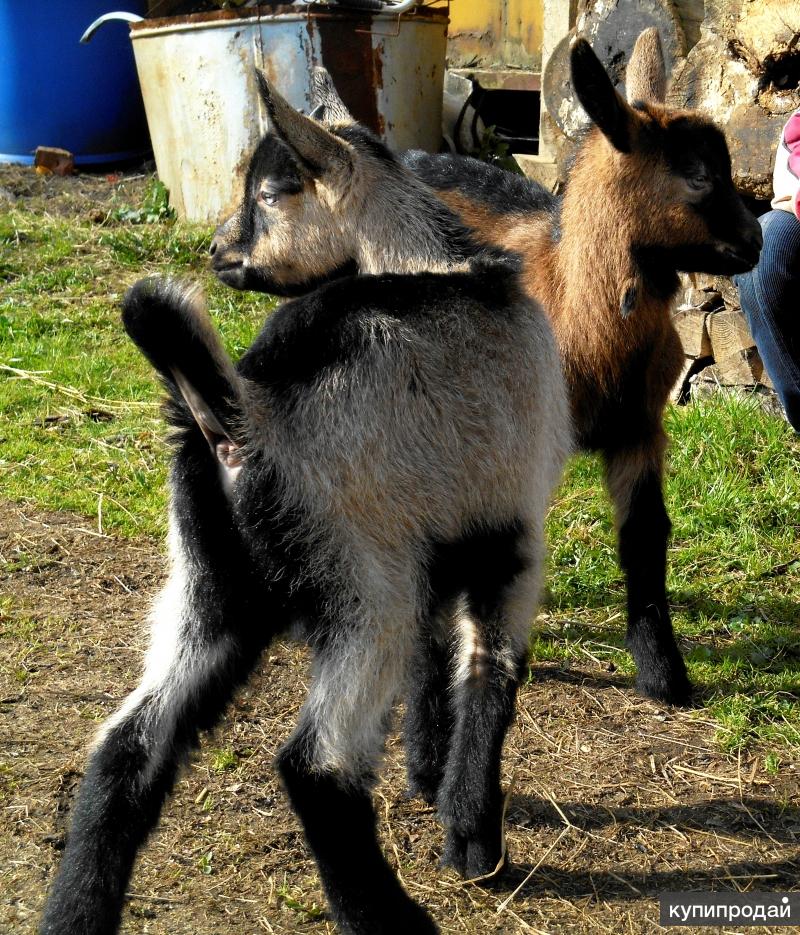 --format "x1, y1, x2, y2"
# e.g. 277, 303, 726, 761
687, 174, 710, 192
258, 190, 279, 207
